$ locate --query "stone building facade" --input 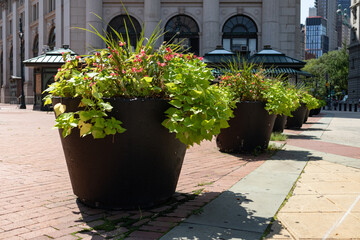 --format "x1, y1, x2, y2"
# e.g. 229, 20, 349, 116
348, 0, 360, 102
0, 0, 301, 105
